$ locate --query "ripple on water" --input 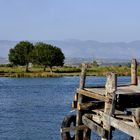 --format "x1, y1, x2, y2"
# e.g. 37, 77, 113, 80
0, 77, 131, 140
